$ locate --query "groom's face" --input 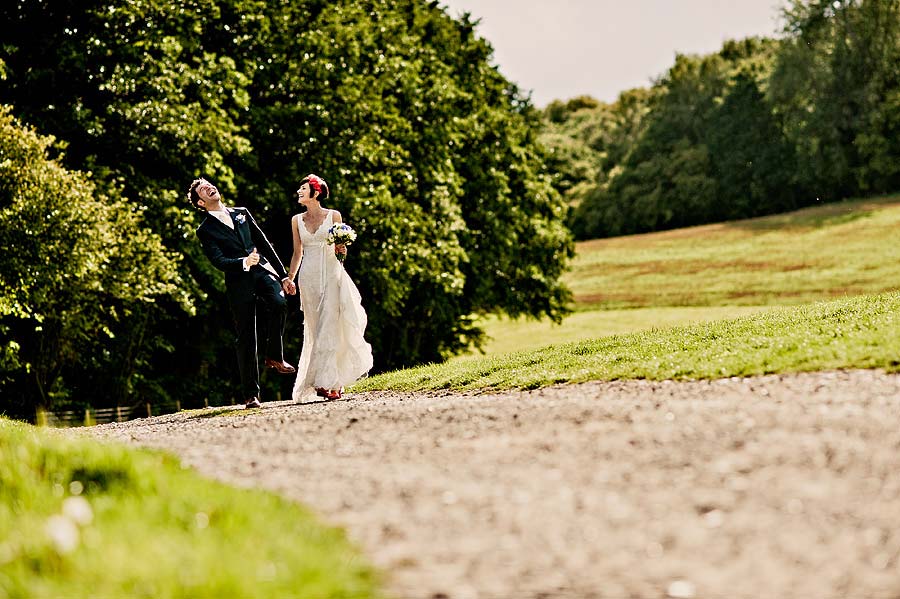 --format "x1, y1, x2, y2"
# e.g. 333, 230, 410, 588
196, 180, 220, 209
